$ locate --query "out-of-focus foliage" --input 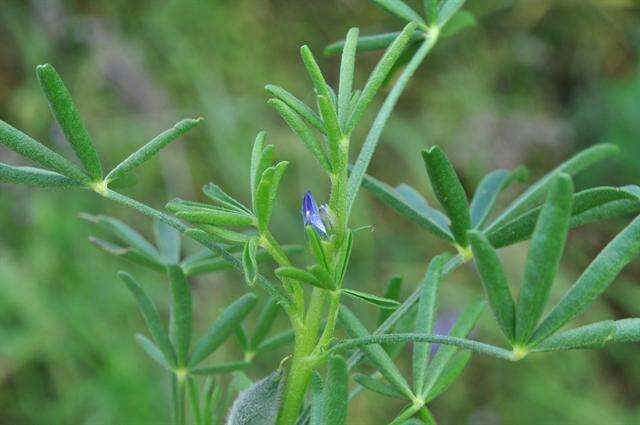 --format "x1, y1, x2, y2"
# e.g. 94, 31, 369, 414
1, 0, 639, 423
